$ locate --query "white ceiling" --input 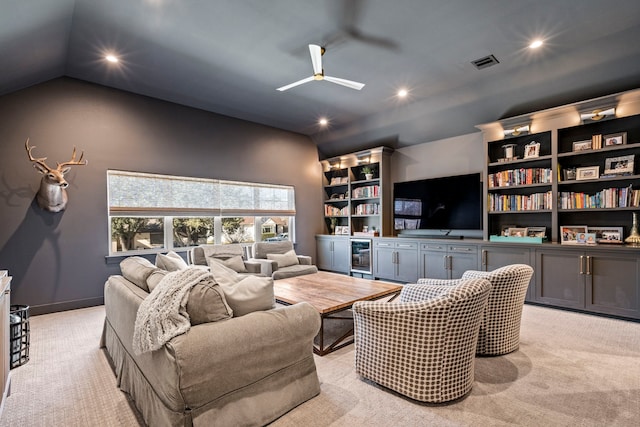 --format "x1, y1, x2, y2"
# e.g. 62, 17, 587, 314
2, 0, 640, 158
